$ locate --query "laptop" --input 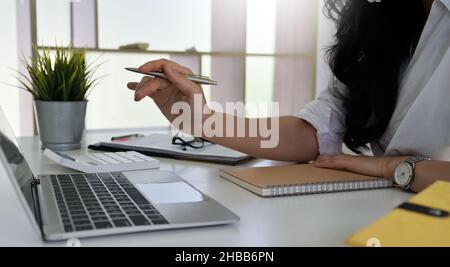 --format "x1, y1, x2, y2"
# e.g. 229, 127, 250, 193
0, 108, 239, 241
